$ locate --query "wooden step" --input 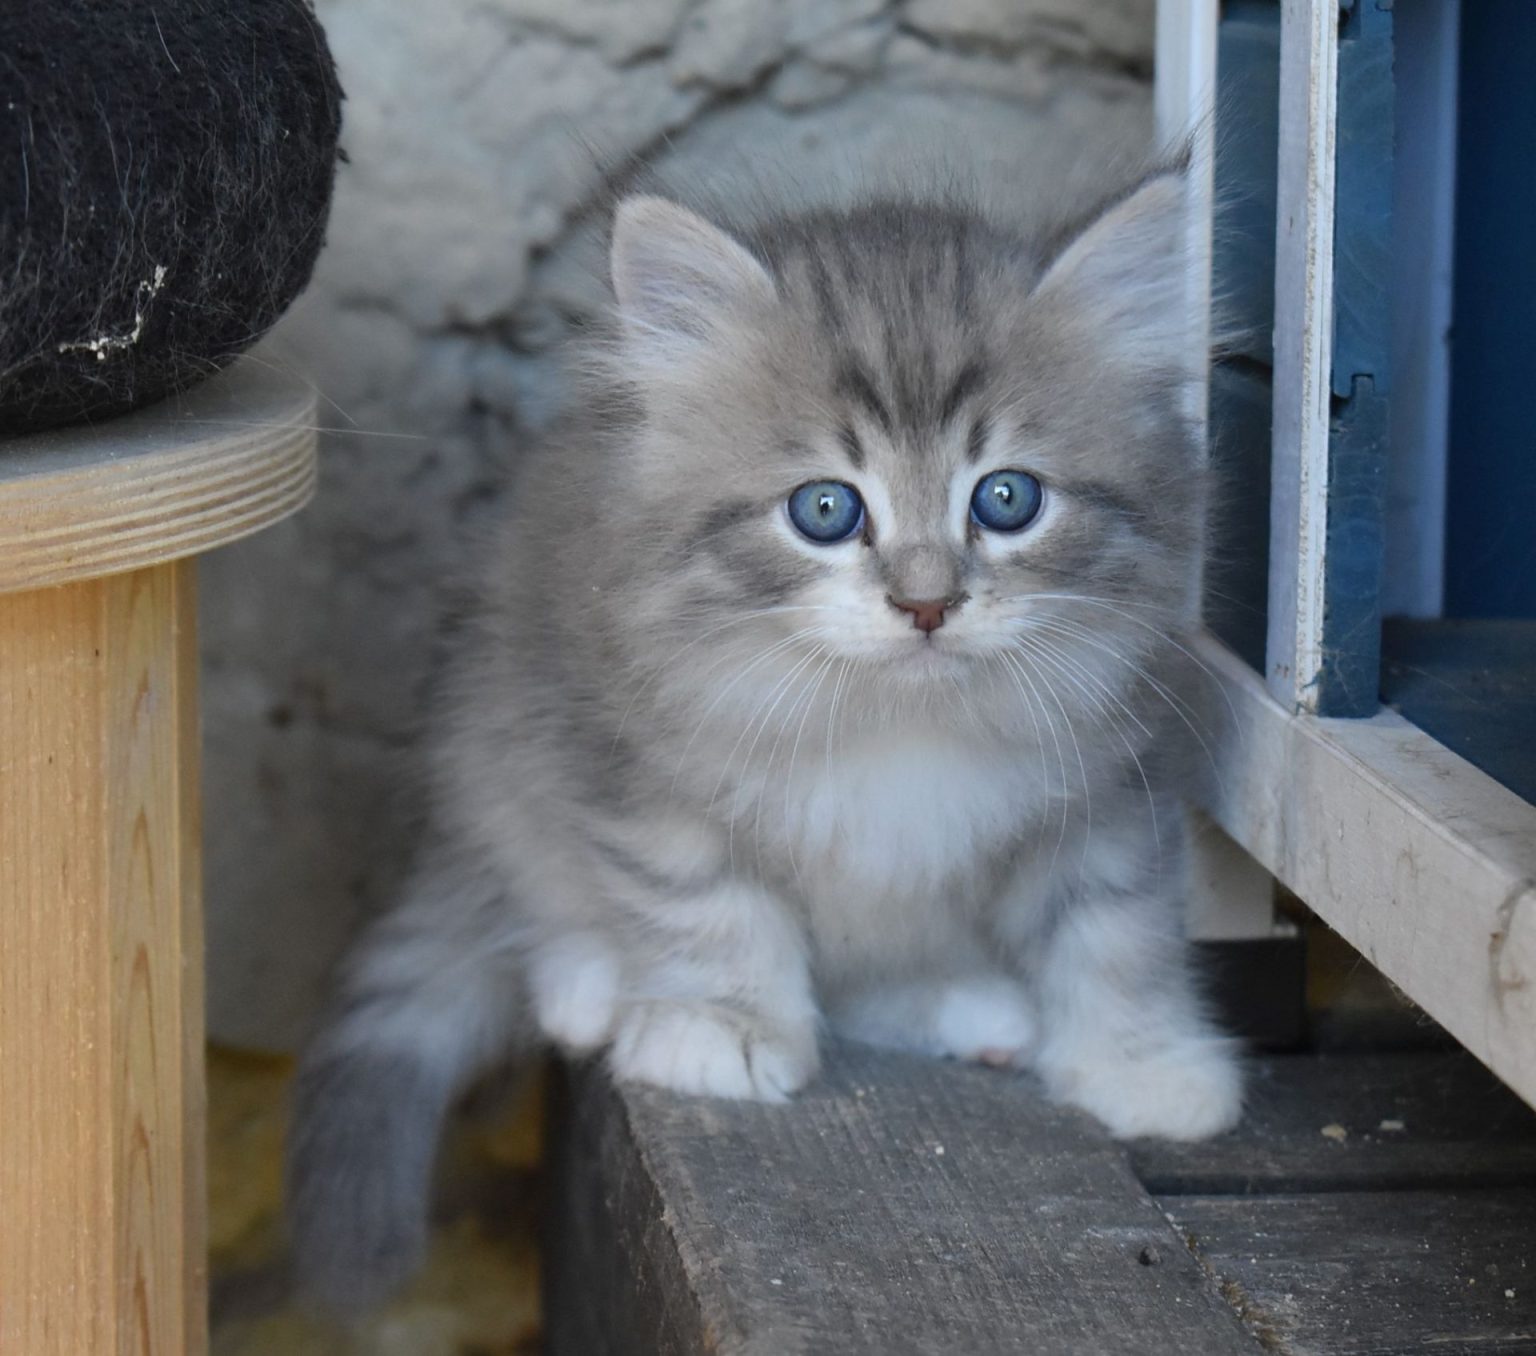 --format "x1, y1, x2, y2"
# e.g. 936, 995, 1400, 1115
545, 1044, 1536, 1355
